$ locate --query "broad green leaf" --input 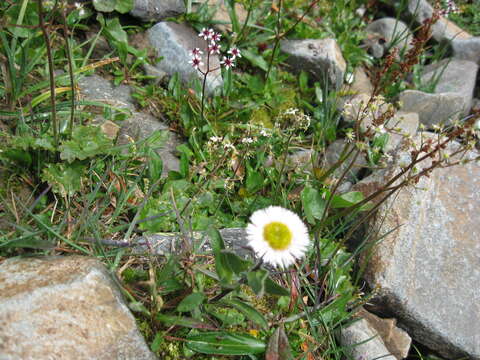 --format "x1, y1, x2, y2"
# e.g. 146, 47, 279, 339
205, 304, 245, 326
330, 191, 364, 209
128, 301, 151, 316
147, 148, 163, 184
157, 314, 215, 330
247, 269, 268, 297
265, 277, 290, 297
222, 251, 251, 274
246, 167, 264, 193
242, 49, 268, 72
186, 331, 266, 355
41, 162, 85, 197
301, 185, 326, 224
115, 0, 134, 13
208, 227, 234, 284
93, 0, 116, 12
221, 299, 268, 329
59, 125, 112, 162
176, 292, 206, 312
265, 326, 294, 360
